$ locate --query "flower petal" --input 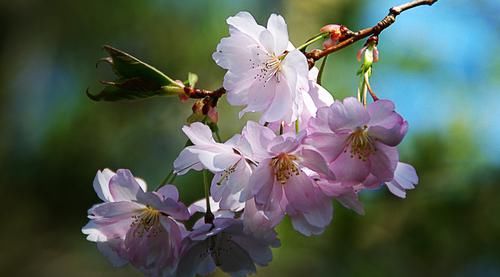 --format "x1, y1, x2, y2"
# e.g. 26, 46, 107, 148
182, 122, 216, 145
173, 148, 204, 175
227, 11, 265, 41
300, 148, 335, 179
369, 142, 399, 182
329, 151, 370, 185
328, 97, 370, 131
93, 168, 115, 202
109, 169, 145, 201
154, 185, 179, 202
267, 14, 288, 54
304, 132, 349, 163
